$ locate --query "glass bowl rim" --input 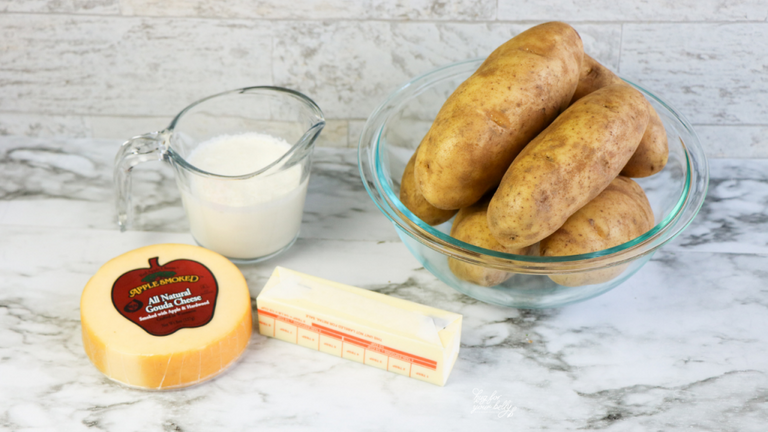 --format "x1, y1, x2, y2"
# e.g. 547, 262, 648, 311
358, 57, 709, 273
